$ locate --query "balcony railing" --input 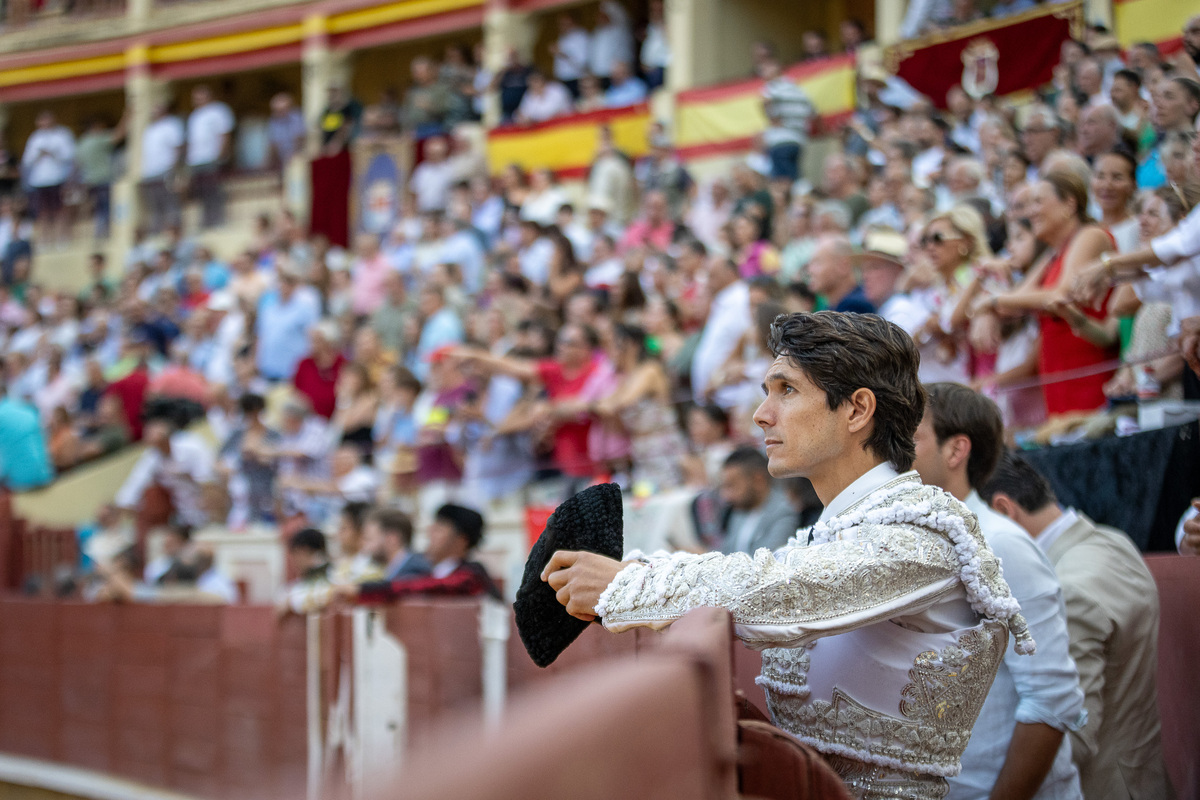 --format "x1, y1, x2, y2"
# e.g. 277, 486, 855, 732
0, 0, 125, 28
